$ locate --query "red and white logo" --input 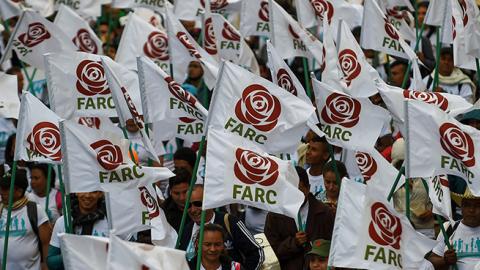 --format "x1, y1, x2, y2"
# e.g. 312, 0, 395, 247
76, 60, 110, 96
200, 0, 228, 10
452, 16, 457, 40
78, 117, 101, 129
309, 0, 334, 24
276, 69, 297, 96
288, 25, 300, 39
355, 152, 377, 182
72, 29, 98, 54
439, 122, 475, 167
26, 121, 62, 161
320, 46, 326, 72
143, 31, 169, 61
338, 49, 361, 86
165, 76, 197, 107
258, 1, 269, 22
18, 22, 51, 48
176, 32, 202, 59
403, 90, 449, 111
90, 139, 124, 170
234, 148, 279, 186
120, 87, 142, 126
321, 92, 361, 128
384, 19, 399, 40
222, 22, 240, 41
139, 186, 160, 219
386, 8, 404, 20
204, 18, 218, 55
179, 117, 196, 123
458, 0, 469, 26
369, 202, 402, 249
235, 84, 282, 132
